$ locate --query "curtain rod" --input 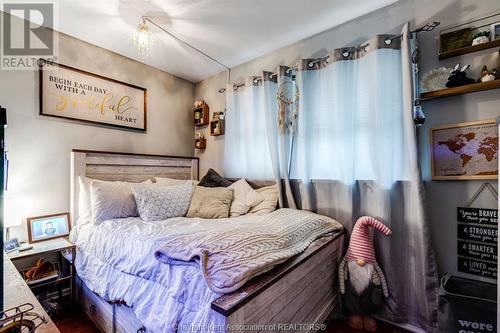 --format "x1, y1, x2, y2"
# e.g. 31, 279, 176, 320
143, 16, 231, 71
218, 22, 439, 93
